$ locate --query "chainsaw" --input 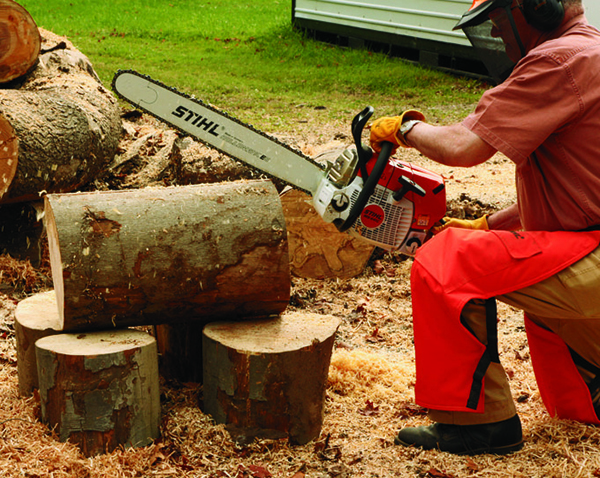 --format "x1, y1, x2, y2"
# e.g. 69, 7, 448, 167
112, 70, 446, 255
